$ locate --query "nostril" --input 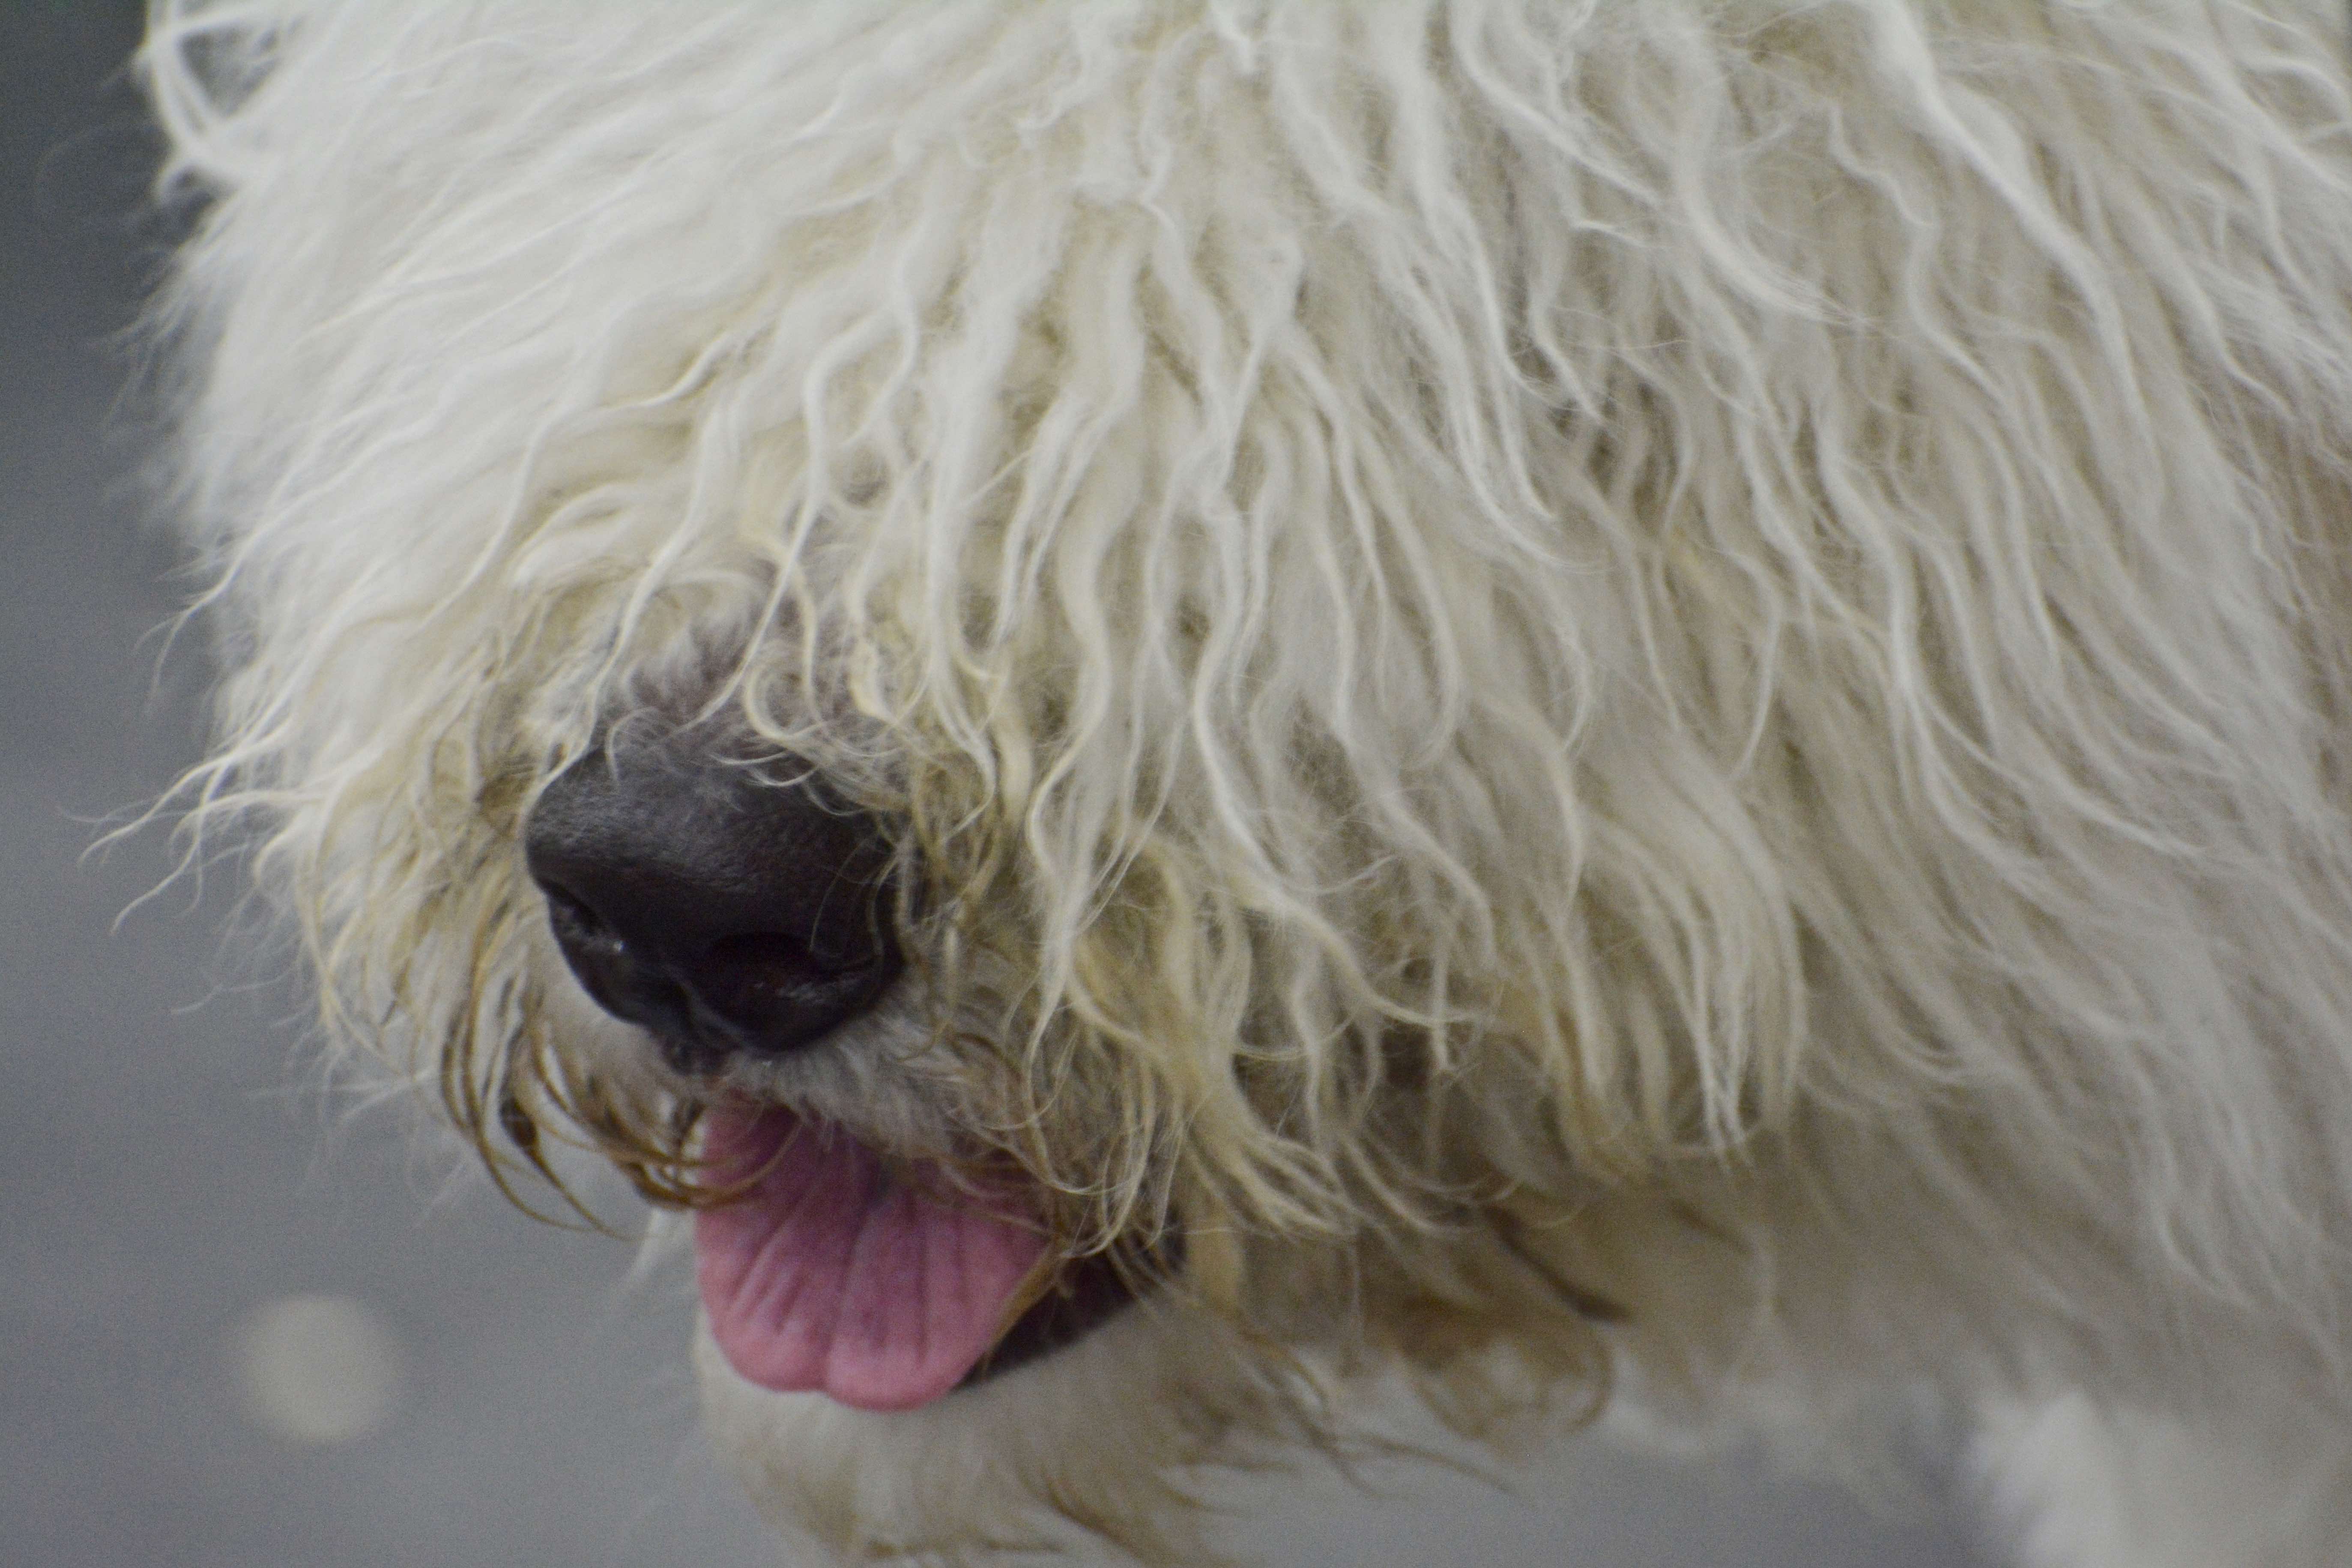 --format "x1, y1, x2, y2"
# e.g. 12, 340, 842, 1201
539, 882, 615, 948
536, 878, 651, 1020
705, 931, 876, 981
682, 924, 899, 1044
